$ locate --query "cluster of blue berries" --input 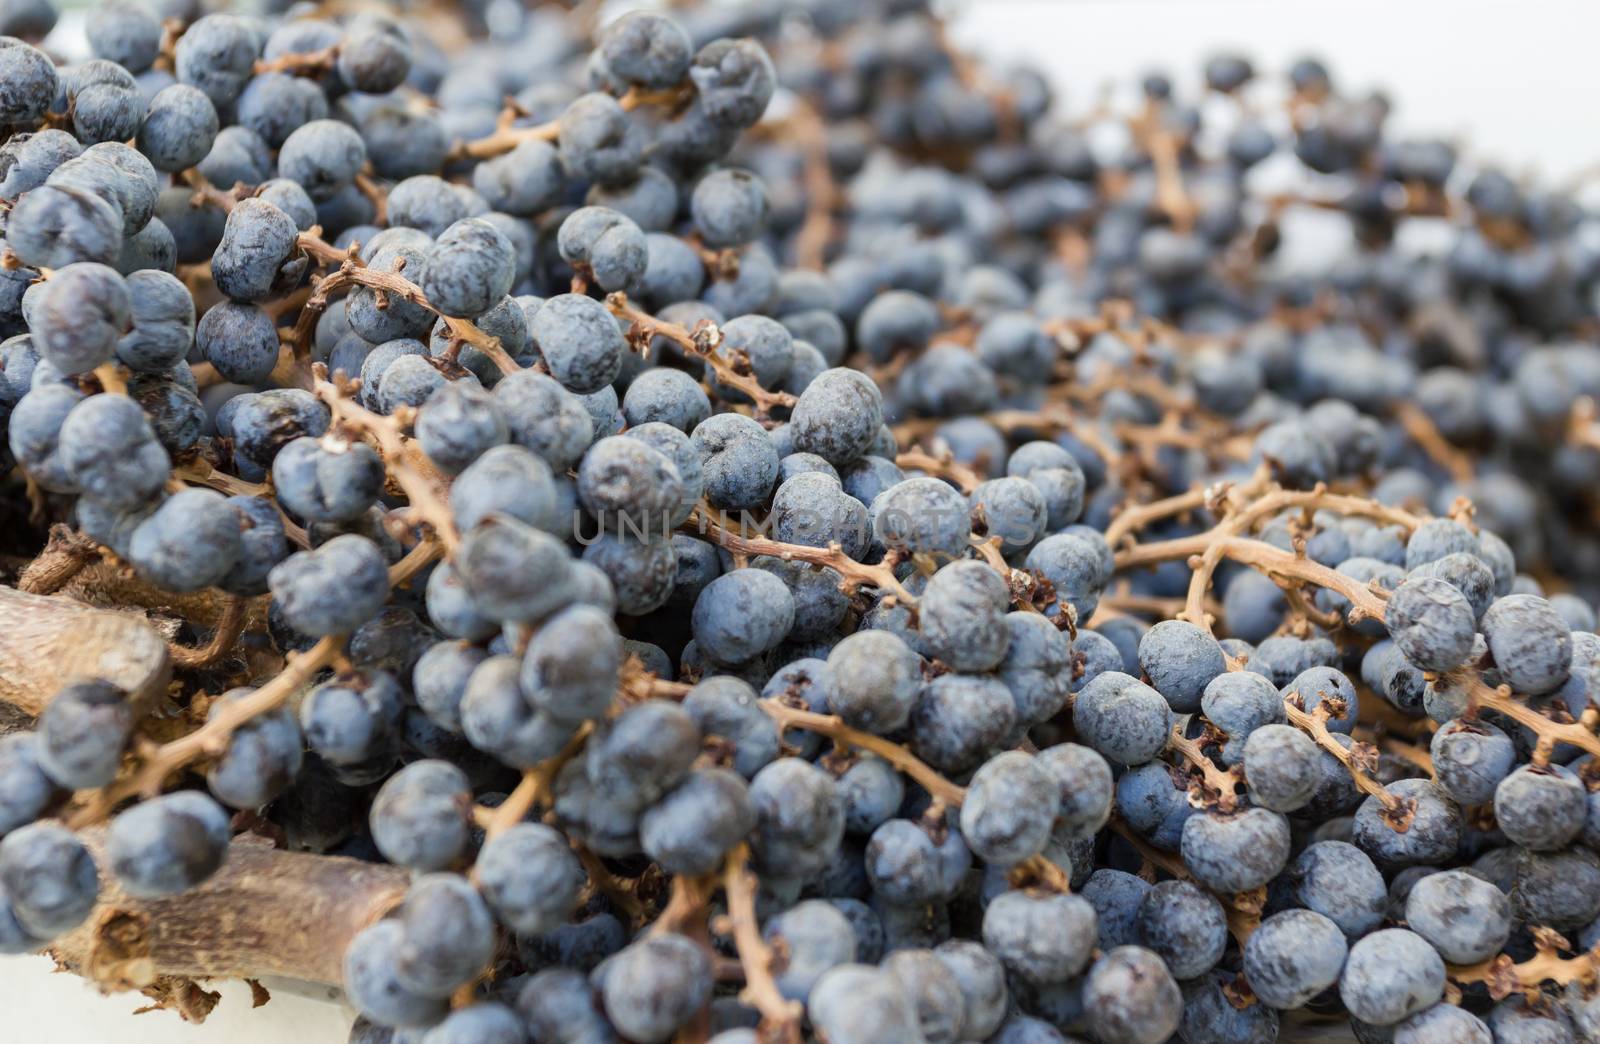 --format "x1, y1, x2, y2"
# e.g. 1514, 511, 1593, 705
2, 2, 1600, 1043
